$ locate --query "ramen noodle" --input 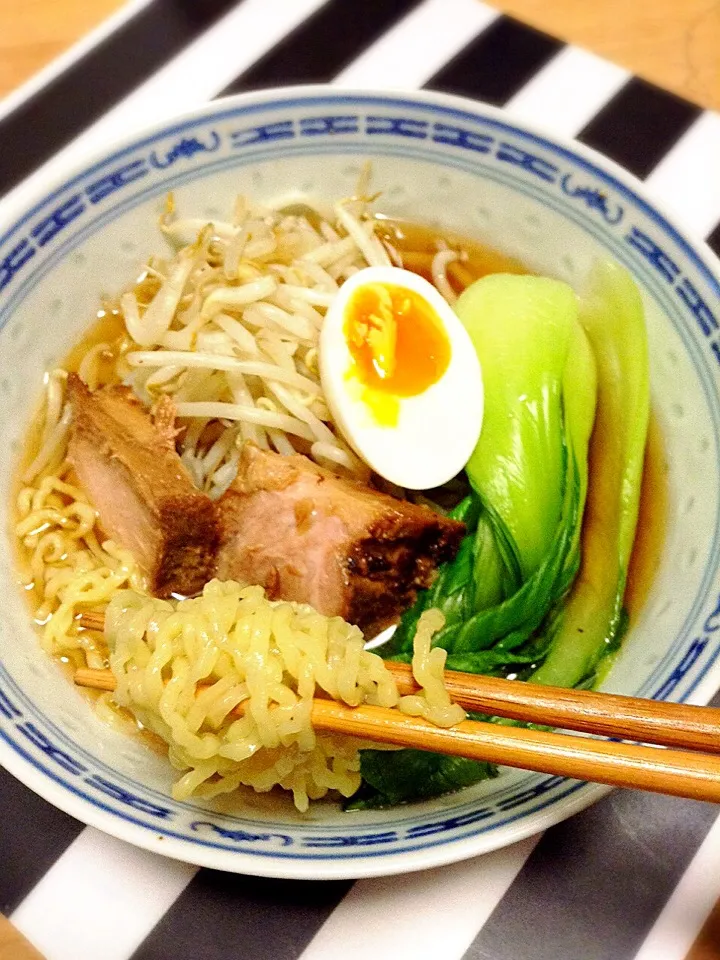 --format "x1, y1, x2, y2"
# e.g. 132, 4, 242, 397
106, 582, 464, 810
